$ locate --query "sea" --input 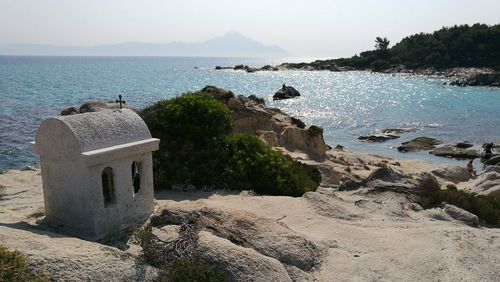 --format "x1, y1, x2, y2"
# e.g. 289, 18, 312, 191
1, 56, 499, 172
